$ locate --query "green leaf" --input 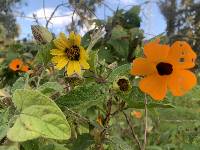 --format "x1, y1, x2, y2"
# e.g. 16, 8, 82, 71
129, 28, 143, 41
70, 133, 94, 150
110, 25, 127, 39
108, 25, 129, 58
38, 82, 64, 96
0, 108, 10, 140
123, 6, 141, 28
108, 64, 131, 82
87, 51, 98, 73
108, 136, 133, 150
98, 46, 116, 63
7, 89, 71, 142
118, 87, 175, 109
11, 77, 26, 93
56, 83, 106, 109
0, 143, 19, 150
34, 44, 52, 65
